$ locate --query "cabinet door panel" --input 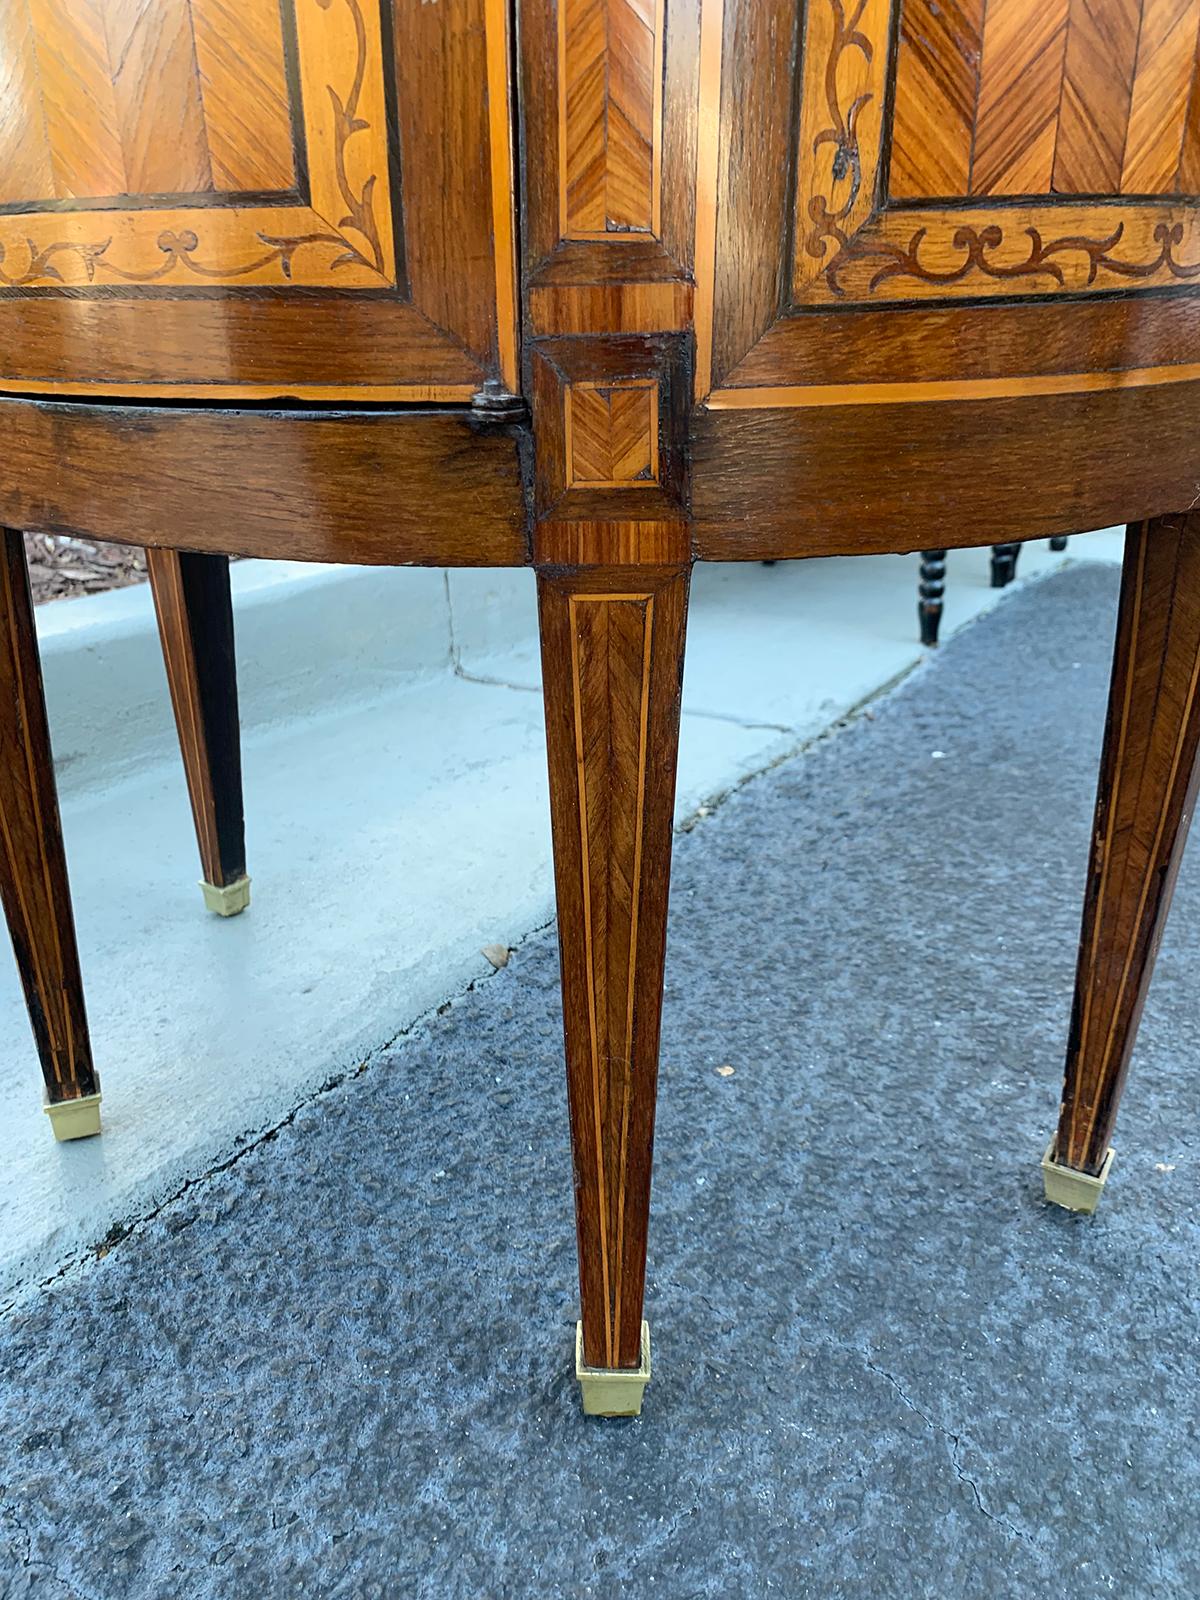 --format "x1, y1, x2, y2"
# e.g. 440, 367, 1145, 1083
696, 0, 1200, 401
0, 0, 517, 400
